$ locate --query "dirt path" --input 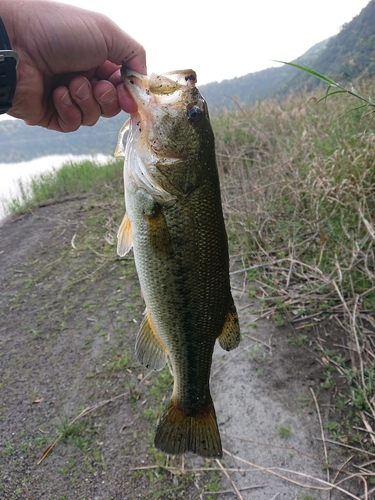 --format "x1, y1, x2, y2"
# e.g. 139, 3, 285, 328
0, 195, 353, 499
